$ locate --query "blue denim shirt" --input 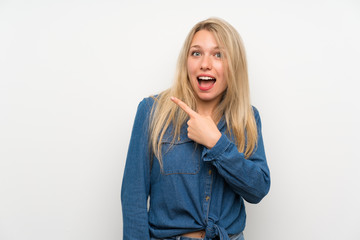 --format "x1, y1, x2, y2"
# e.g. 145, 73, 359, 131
121, 97, 270, 240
